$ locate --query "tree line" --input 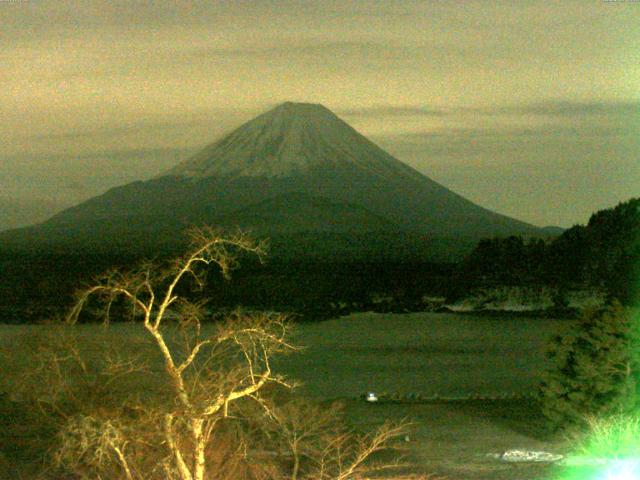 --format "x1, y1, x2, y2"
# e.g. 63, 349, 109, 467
0, 197, 637, 323
457, 197, 640, 305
